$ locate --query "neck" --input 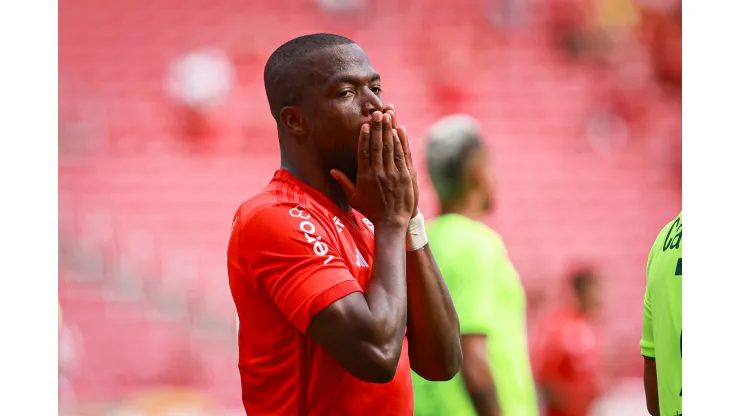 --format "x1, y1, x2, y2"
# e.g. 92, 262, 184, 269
280, 150, 352, 212
440, 196, 487, 221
